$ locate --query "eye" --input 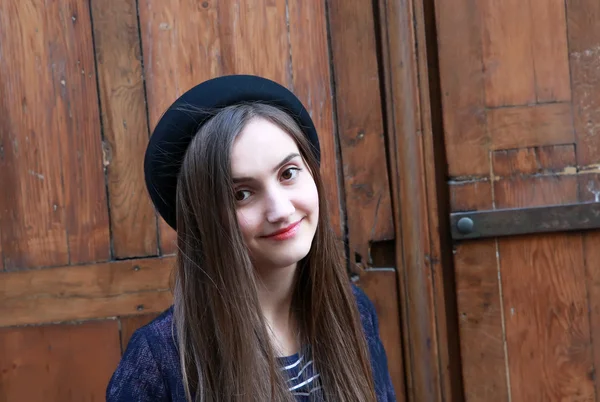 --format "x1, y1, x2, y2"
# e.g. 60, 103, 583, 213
234, 189, 252, 202
281, 167, 300, 181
